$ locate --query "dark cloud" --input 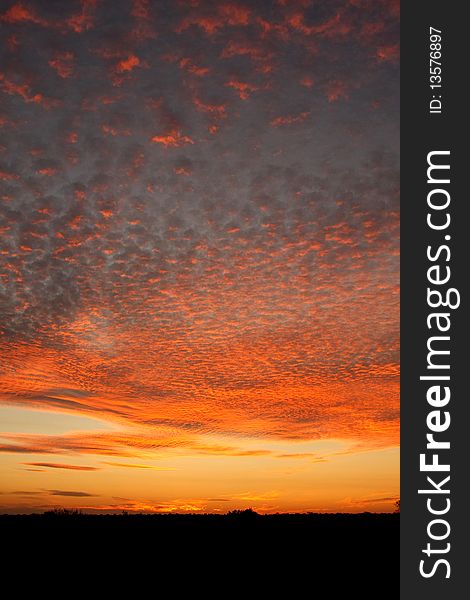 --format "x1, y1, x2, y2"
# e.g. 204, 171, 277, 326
47, 489, 96, 497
